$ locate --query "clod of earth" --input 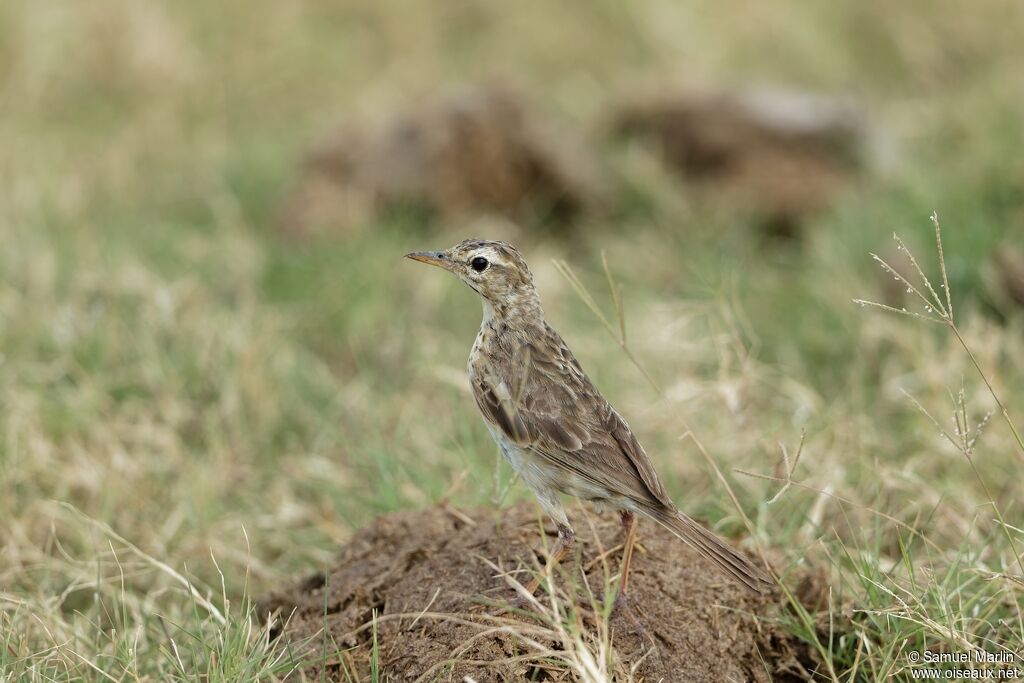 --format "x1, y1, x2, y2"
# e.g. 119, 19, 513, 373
612, 86, 869, 240
993, 245, 1024, 310
260, 502, 823, 681
276, 84, 609, 238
